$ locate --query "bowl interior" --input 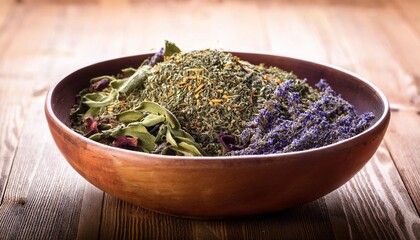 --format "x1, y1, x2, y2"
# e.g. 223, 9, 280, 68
50, 53, 386, 131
